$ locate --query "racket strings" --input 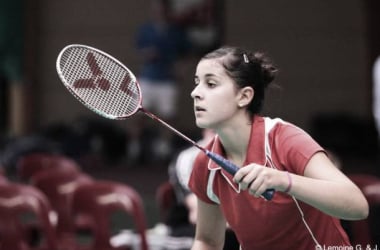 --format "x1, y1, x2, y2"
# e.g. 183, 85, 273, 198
58, 46, 141, 118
